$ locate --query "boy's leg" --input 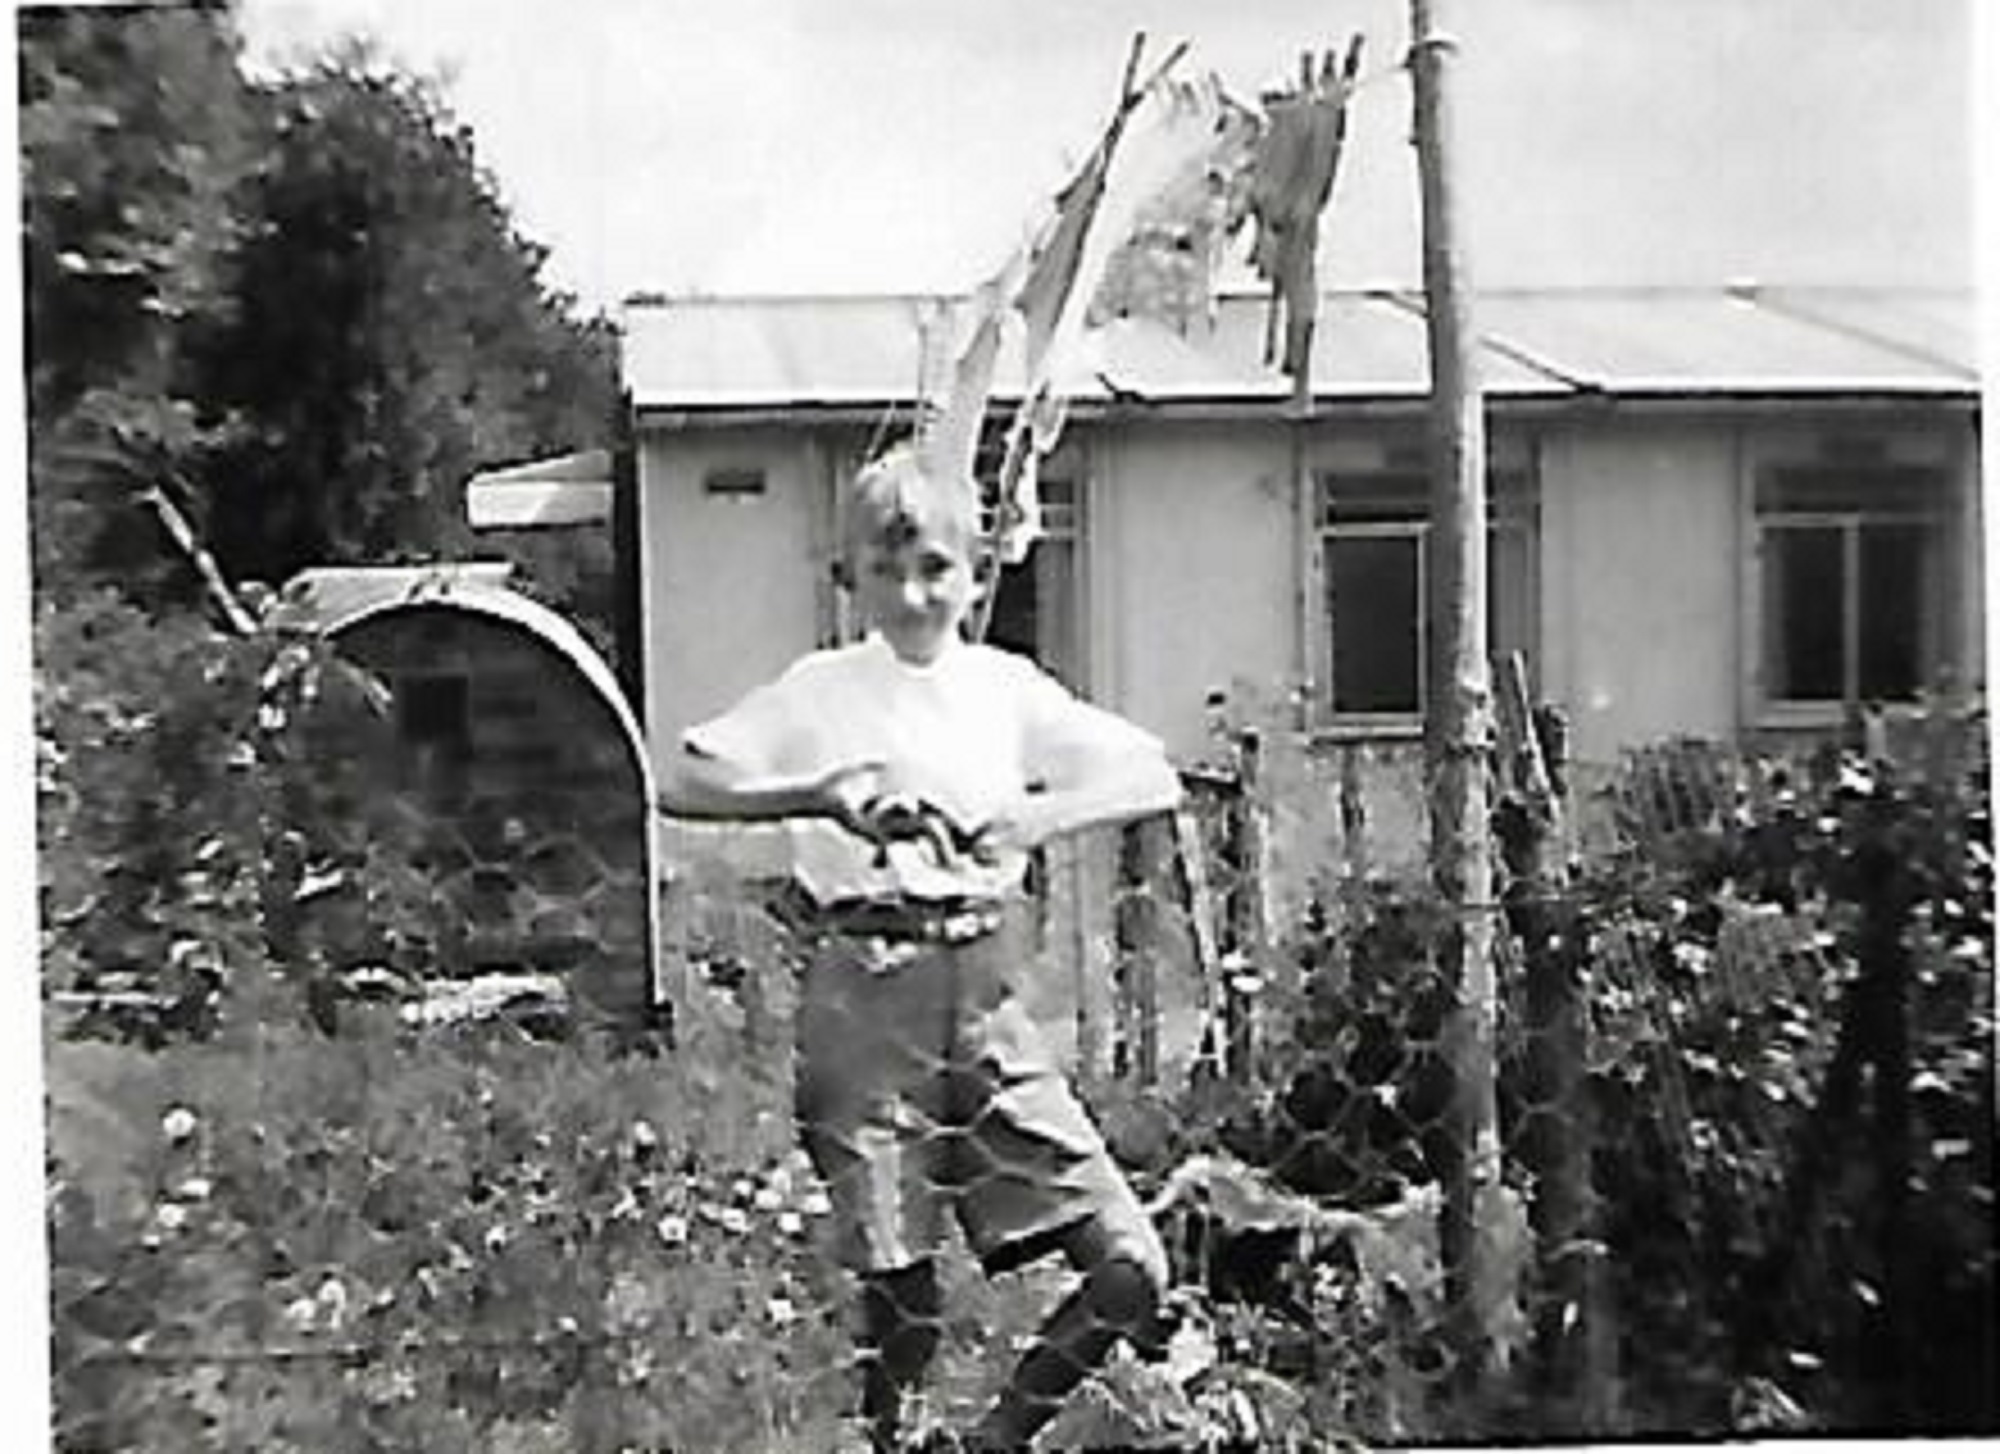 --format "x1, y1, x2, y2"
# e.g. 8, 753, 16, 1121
858, 1261, 943, 1453
794, 939, 957, 1448
969, 1212, 1169, 1450
947, 924, 1169, 1447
